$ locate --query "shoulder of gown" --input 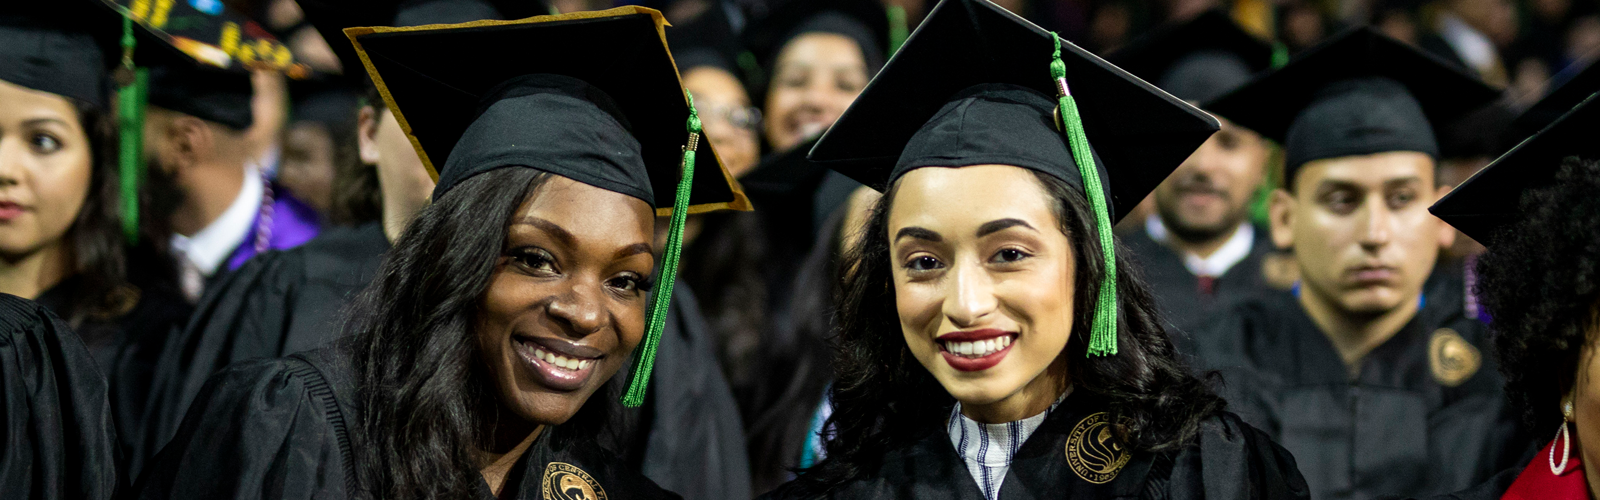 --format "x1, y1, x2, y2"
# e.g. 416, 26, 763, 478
0, 294, 118, 500
139, 223, 387, 468
132, 353, 352, 500
1155, 410, 1311, 500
